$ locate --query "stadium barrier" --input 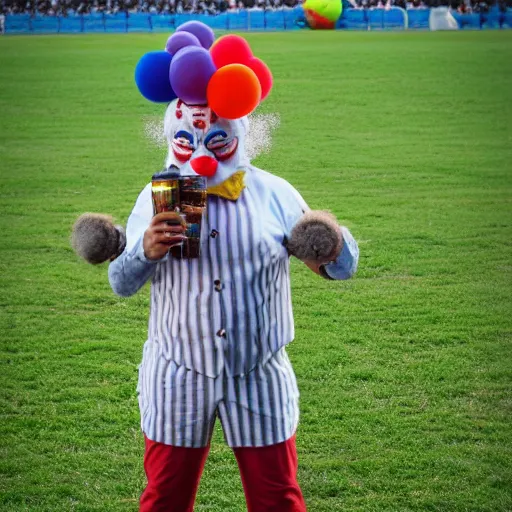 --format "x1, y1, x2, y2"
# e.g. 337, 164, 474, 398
338, 7, 408, 30
3, 9, 304, 34
4, 7, 512, 34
